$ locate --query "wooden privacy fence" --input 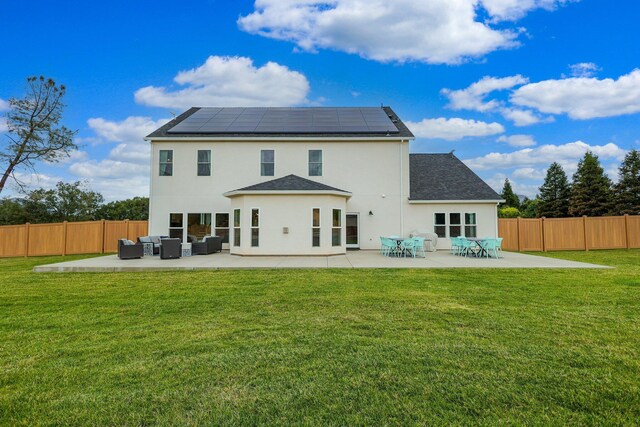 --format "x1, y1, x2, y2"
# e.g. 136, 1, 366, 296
498, 214, 640, 252
0, 220, 148, 258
